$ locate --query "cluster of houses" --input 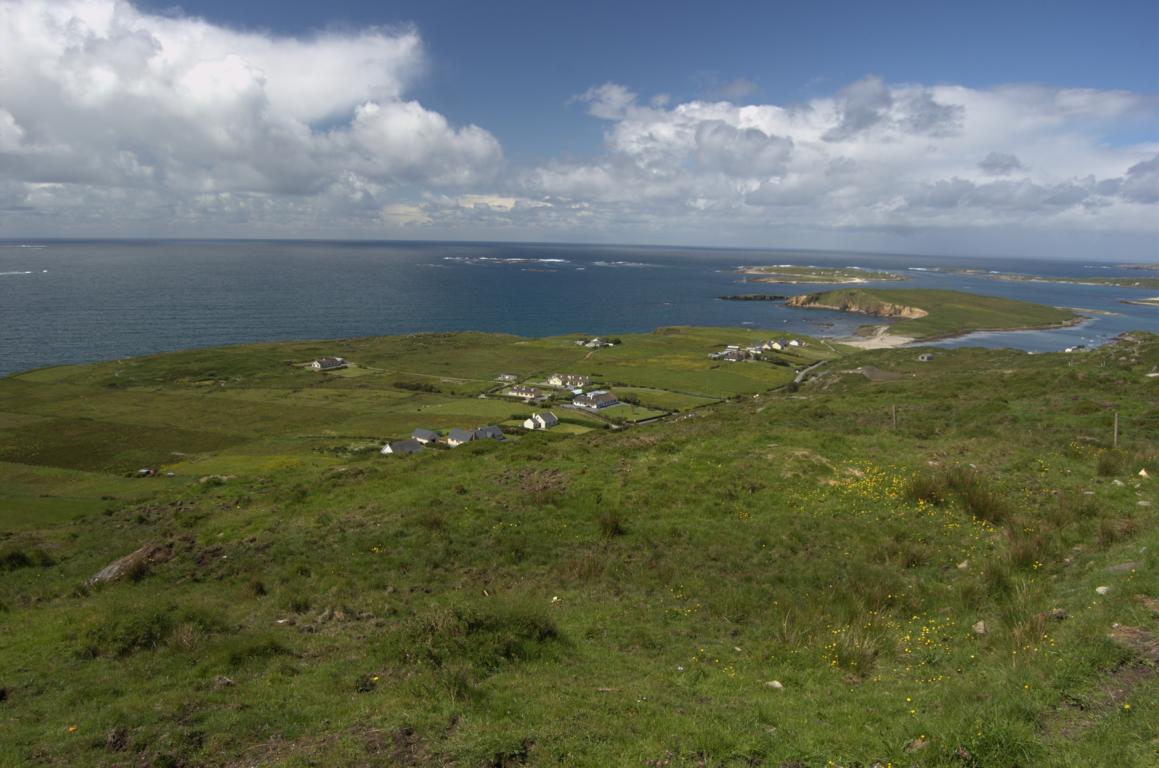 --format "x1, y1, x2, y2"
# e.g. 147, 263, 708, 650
311, 356, 348, 371
708, 338, 803, 362
382, 424, 506, 456
505, 373, 593, 402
